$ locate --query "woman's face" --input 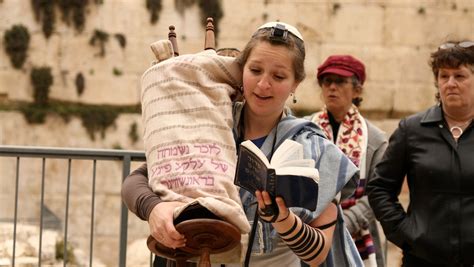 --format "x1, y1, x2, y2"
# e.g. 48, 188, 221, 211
438, 65, 474, 113
320, 74, 361, 114
242, 41, 299, 118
